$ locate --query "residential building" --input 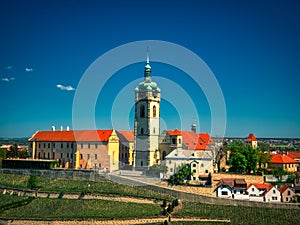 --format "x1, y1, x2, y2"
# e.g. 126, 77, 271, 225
268, 154, 298, 172
279, 185, 296, 203
159, 128, 213, 161
247, 183, 273, 202
116, 130, 134, 167
164, 149, 213, 182
134, 54, 161, 169
215, 178, 249, 200
28, 129, 120, 172
246, 133, 258, 149
264, 186, 281, 202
